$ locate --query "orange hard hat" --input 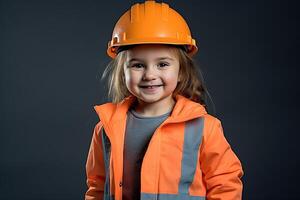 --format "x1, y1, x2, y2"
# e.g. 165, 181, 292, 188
107, 0, 198, 58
